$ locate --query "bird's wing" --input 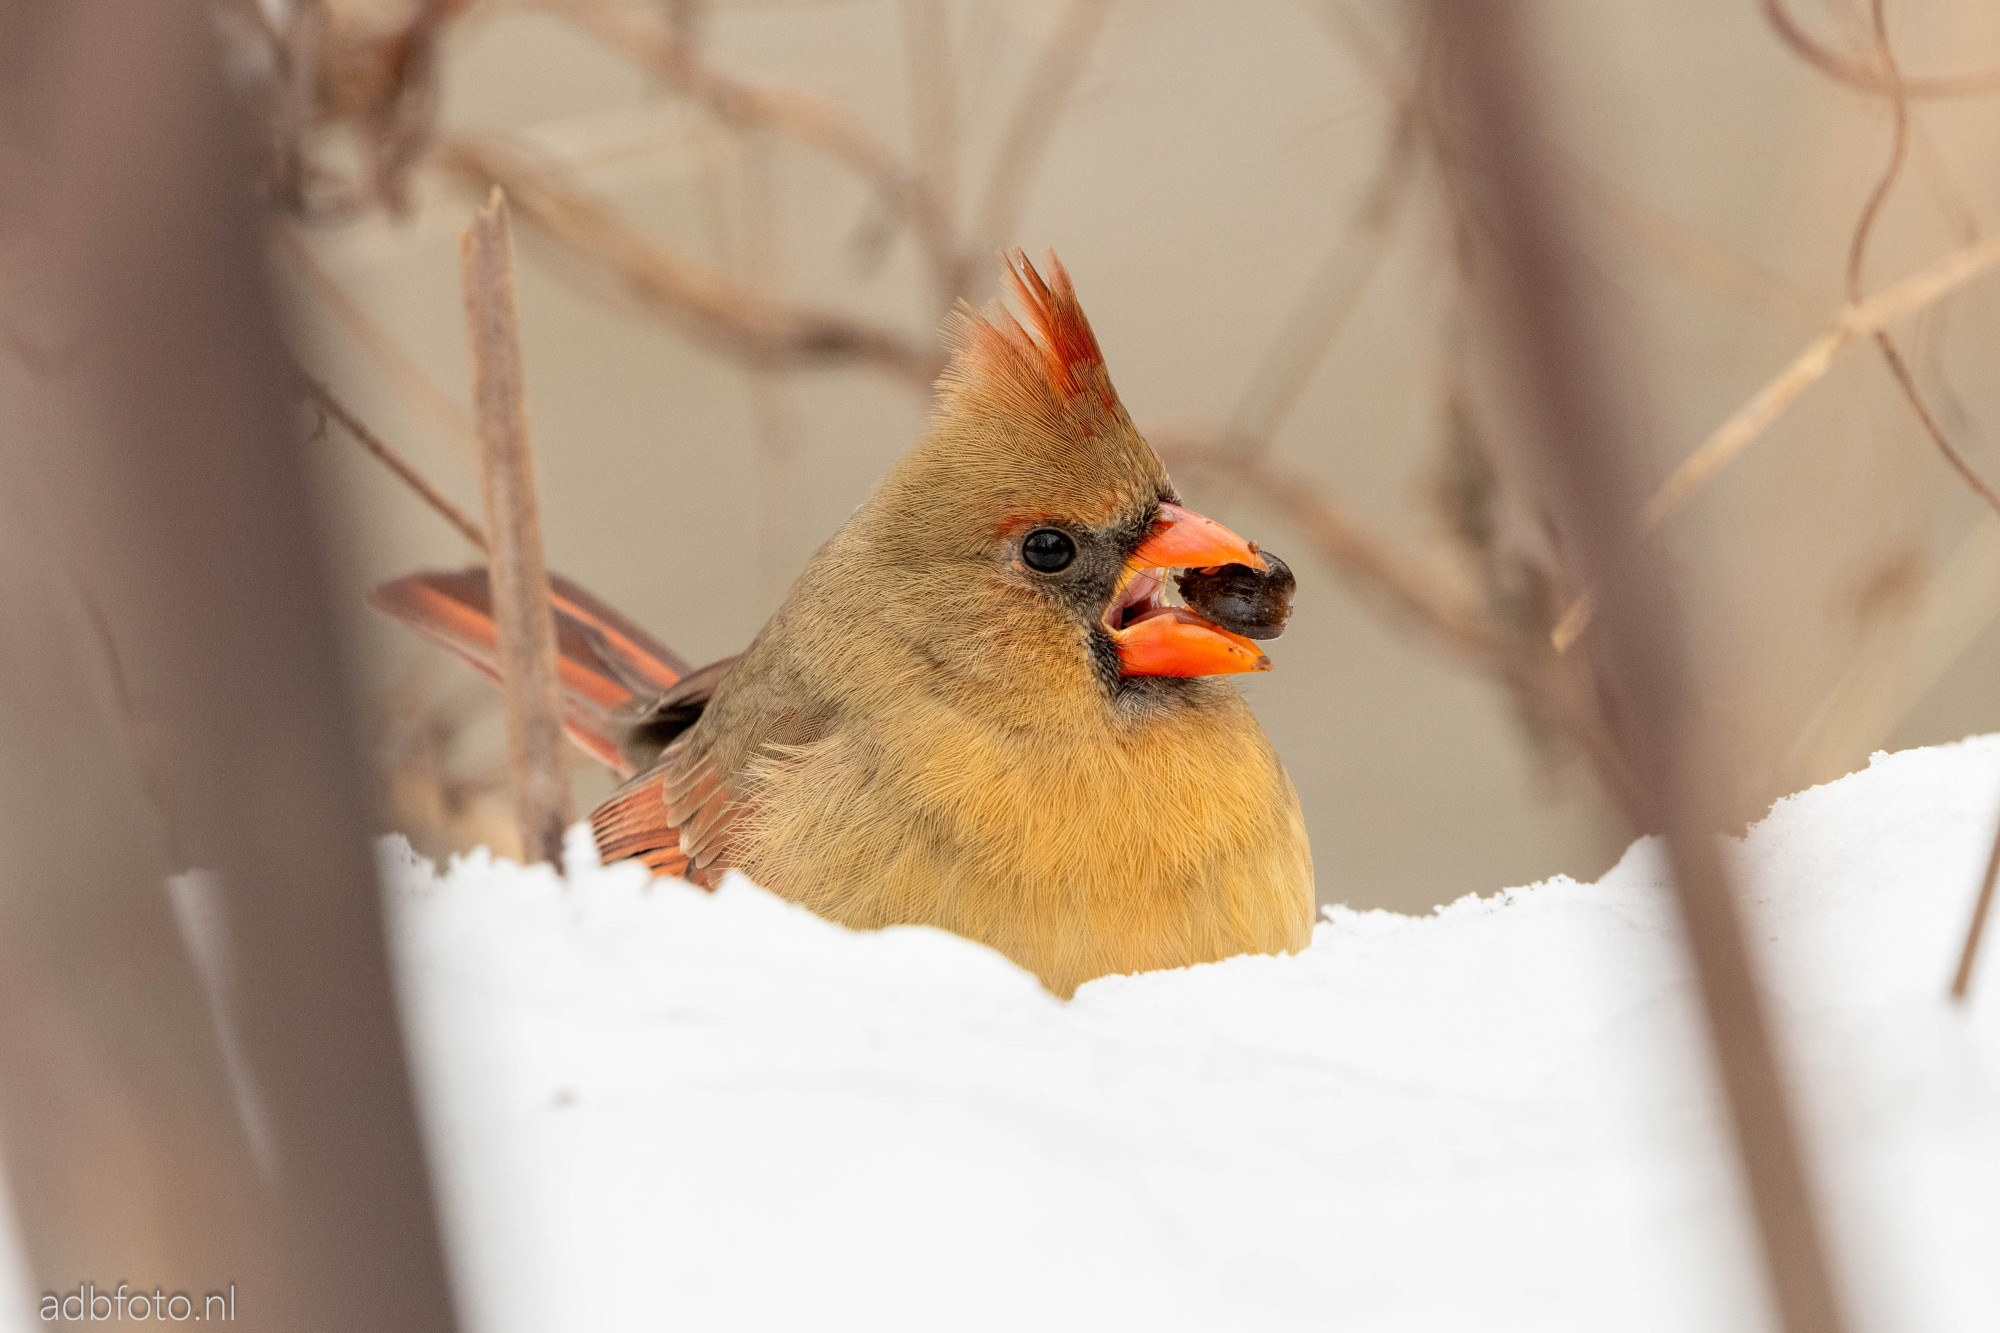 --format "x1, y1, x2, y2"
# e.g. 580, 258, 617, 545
369, 566, 692, 776
615, 655, 739, 769
592, 675, 836, 889
590, 734, 738, 886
